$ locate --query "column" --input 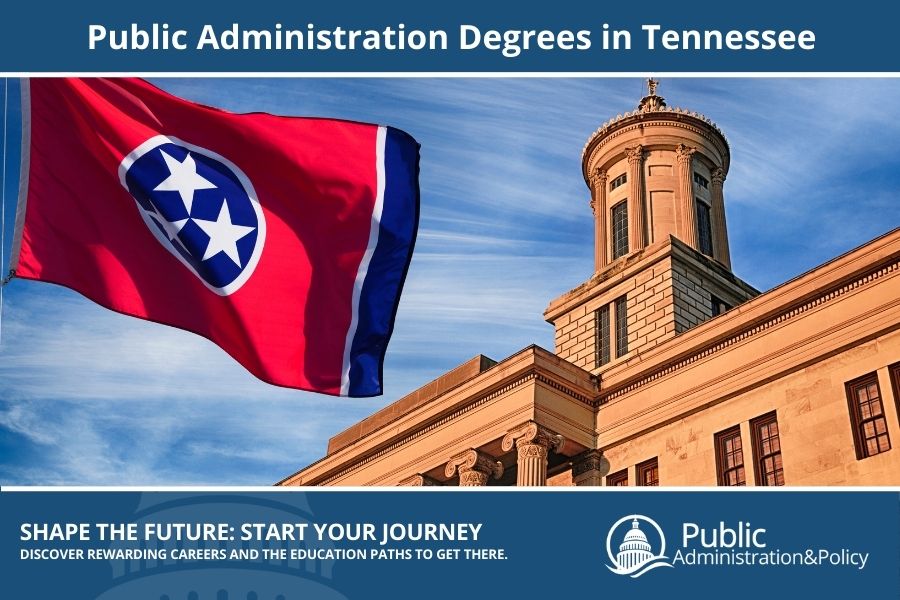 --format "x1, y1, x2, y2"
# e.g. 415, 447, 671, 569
710, 167, 732, 268
398, 474, 440, 486
589, 168, 609, 271
571, 450, 604, 486
625, 145, 646, 253
445, 449, 504, 487
501, 421, 565, 486
675, 143, 698, 248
